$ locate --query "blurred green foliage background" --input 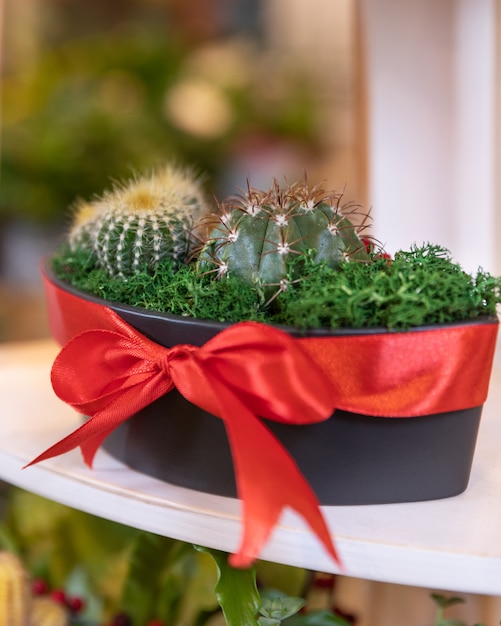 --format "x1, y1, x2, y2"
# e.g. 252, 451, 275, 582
1, 2, 320, 225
